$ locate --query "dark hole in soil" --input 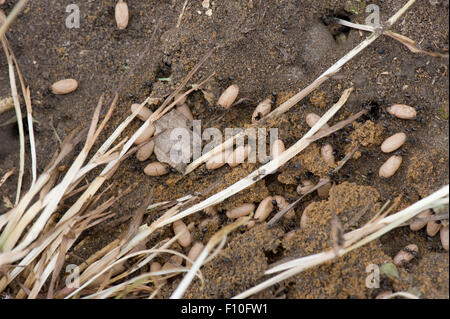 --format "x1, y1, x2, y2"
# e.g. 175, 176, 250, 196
321, 10, 351, 40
